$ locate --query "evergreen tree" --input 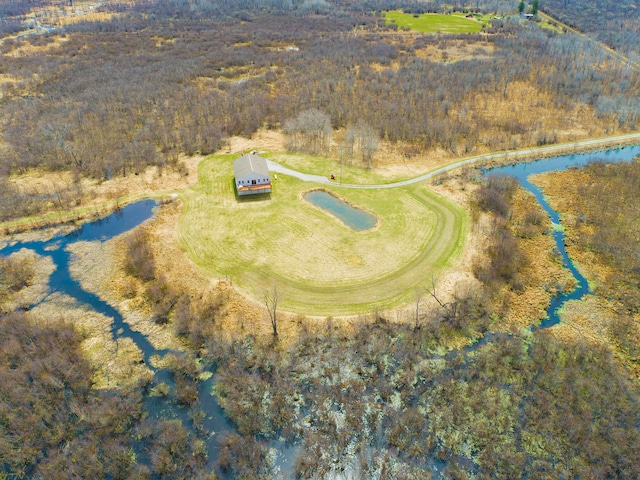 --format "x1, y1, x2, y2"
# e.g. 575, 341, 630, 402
532, 0, 540, 15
